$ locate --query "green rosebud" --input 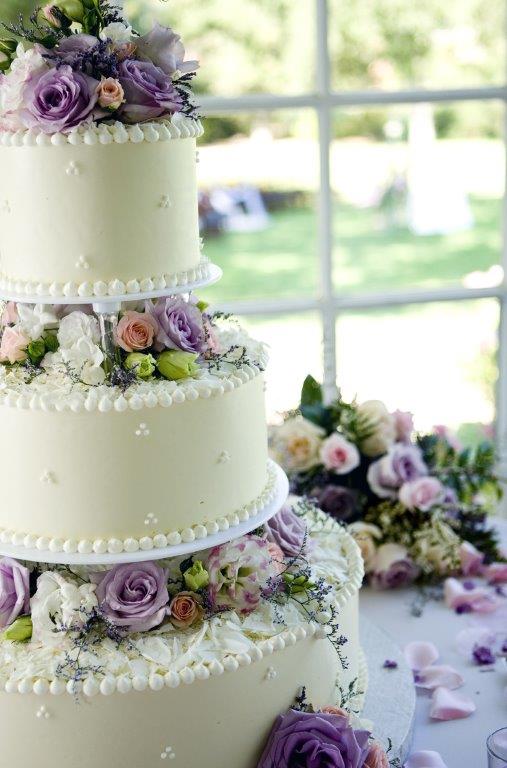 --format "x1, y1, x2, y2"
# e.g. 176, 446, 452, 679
43, 332, 59, 353
124, 352, 156, 380
3, 616, 32, 643
53, 0, 85, 23
196, 300, 209, 312
0, 39, 17, 56
183, 560, 210, 592
283, 572, 313, 594
156, 350, 199, 381
0, 52, 10, 73
27, 339, 46, 365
